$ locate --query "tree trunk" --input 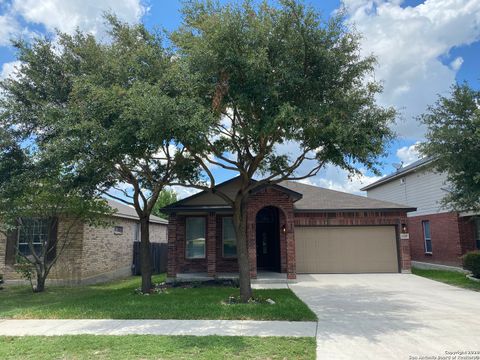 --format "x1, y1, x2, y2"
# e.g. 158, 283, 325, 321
35, 271, 46, 293
233, 198, 252, 302
140, 216, 152, 293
